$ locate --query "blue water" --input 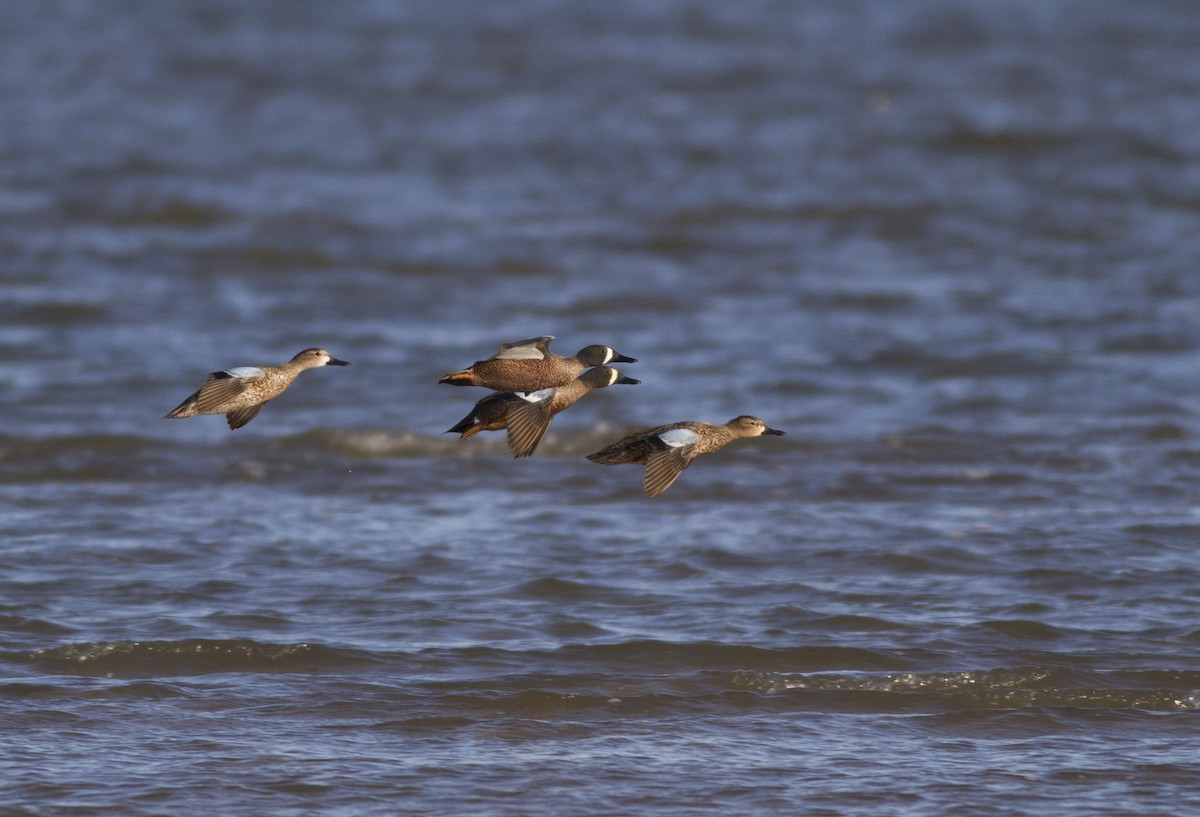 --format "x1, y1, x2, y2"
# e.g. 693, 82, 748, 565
4, 1, 1200, 814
